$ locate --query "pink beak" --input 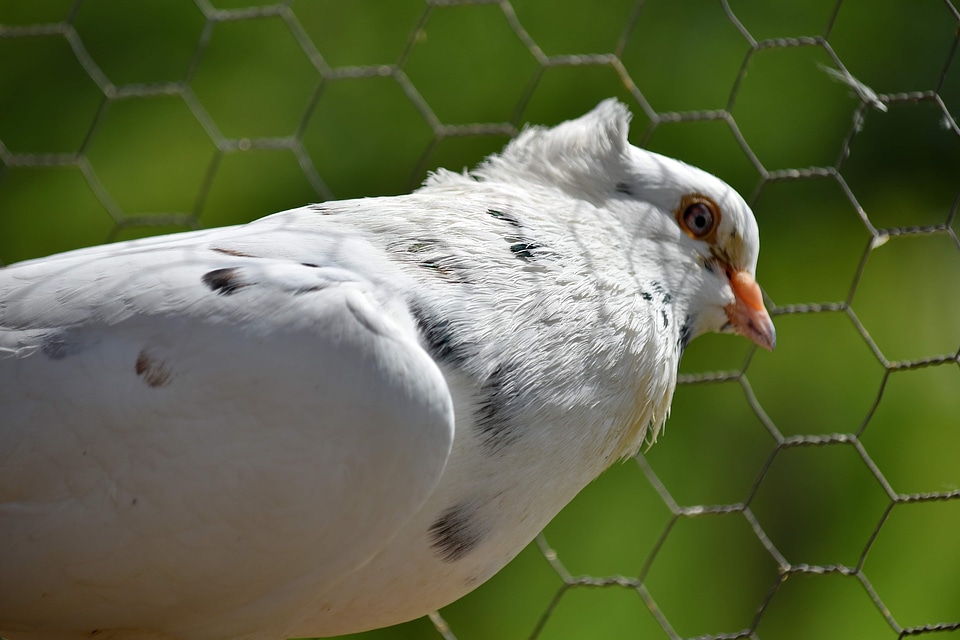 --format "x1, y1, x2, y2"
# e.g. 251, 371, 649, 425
724, 270, 776, 351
